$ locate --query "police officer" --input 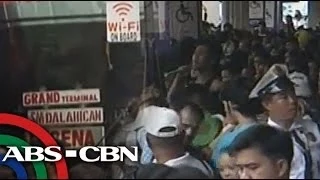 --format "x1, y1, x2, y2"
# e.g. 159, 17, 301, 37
249, 64, 320, 179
